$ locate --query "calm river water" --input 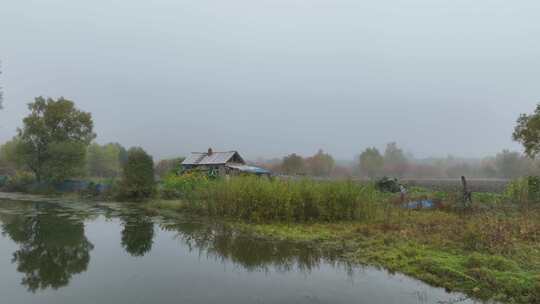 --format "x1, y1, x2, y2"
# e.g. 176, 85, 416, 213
0, 198, 480, 304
